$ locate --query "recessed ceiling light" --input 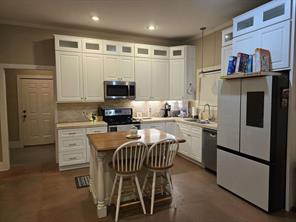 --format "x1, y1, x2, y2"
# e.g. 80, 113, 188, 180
91, 16, 100, 21
147, 25, 157, 31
